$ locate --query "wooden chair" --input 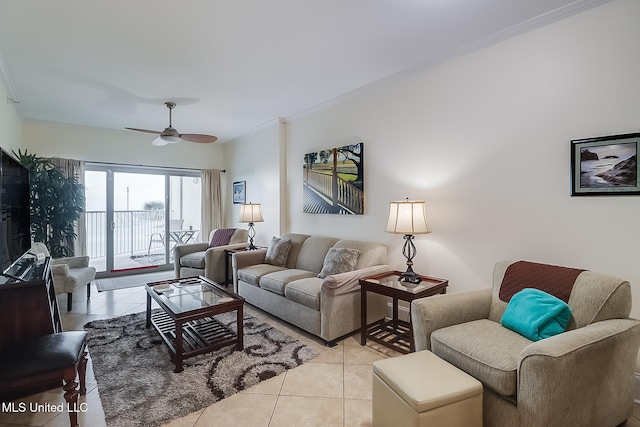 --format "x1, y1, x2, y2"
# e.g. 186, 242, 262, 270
0, 331, 88, 427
